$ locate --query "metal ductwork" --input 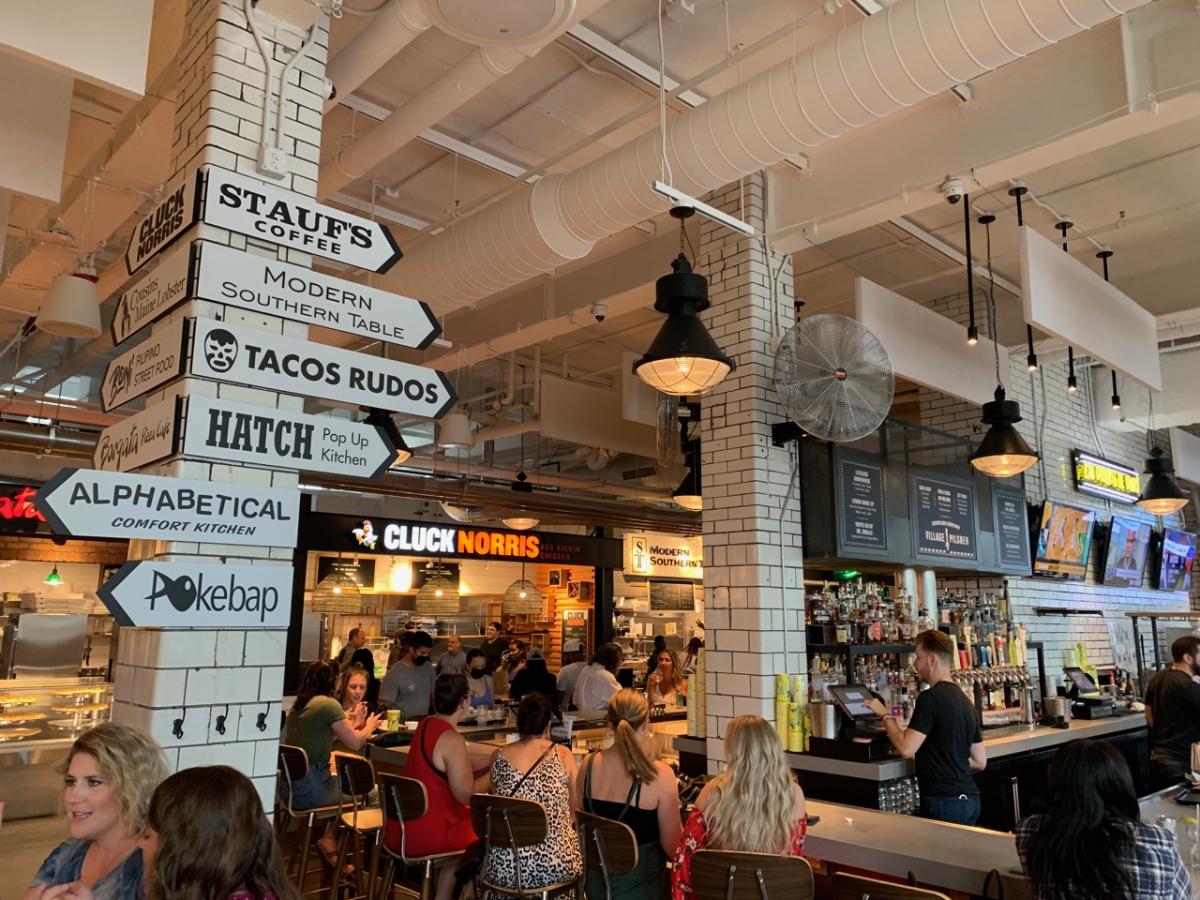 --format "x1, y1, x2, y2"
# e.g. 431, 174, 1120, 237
323, 0, 432, 112
387, 0, 1150, 309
